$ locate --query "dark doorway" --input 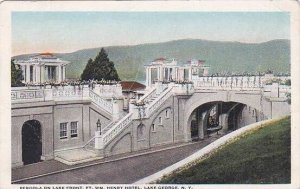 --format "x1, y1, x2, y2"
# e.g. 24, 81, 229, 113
22, 120, 42, 165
